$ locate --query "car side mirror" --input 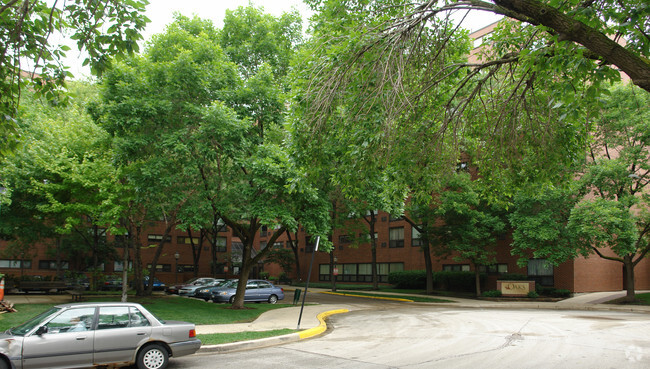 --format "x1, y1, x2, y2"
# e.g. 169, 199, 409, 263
35, 326, 48, 335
